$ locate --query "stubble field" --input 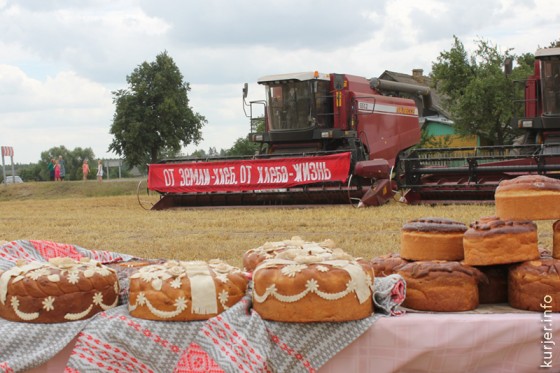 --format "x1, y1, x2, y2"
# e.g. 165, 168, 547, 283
0, 180, 553, 268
